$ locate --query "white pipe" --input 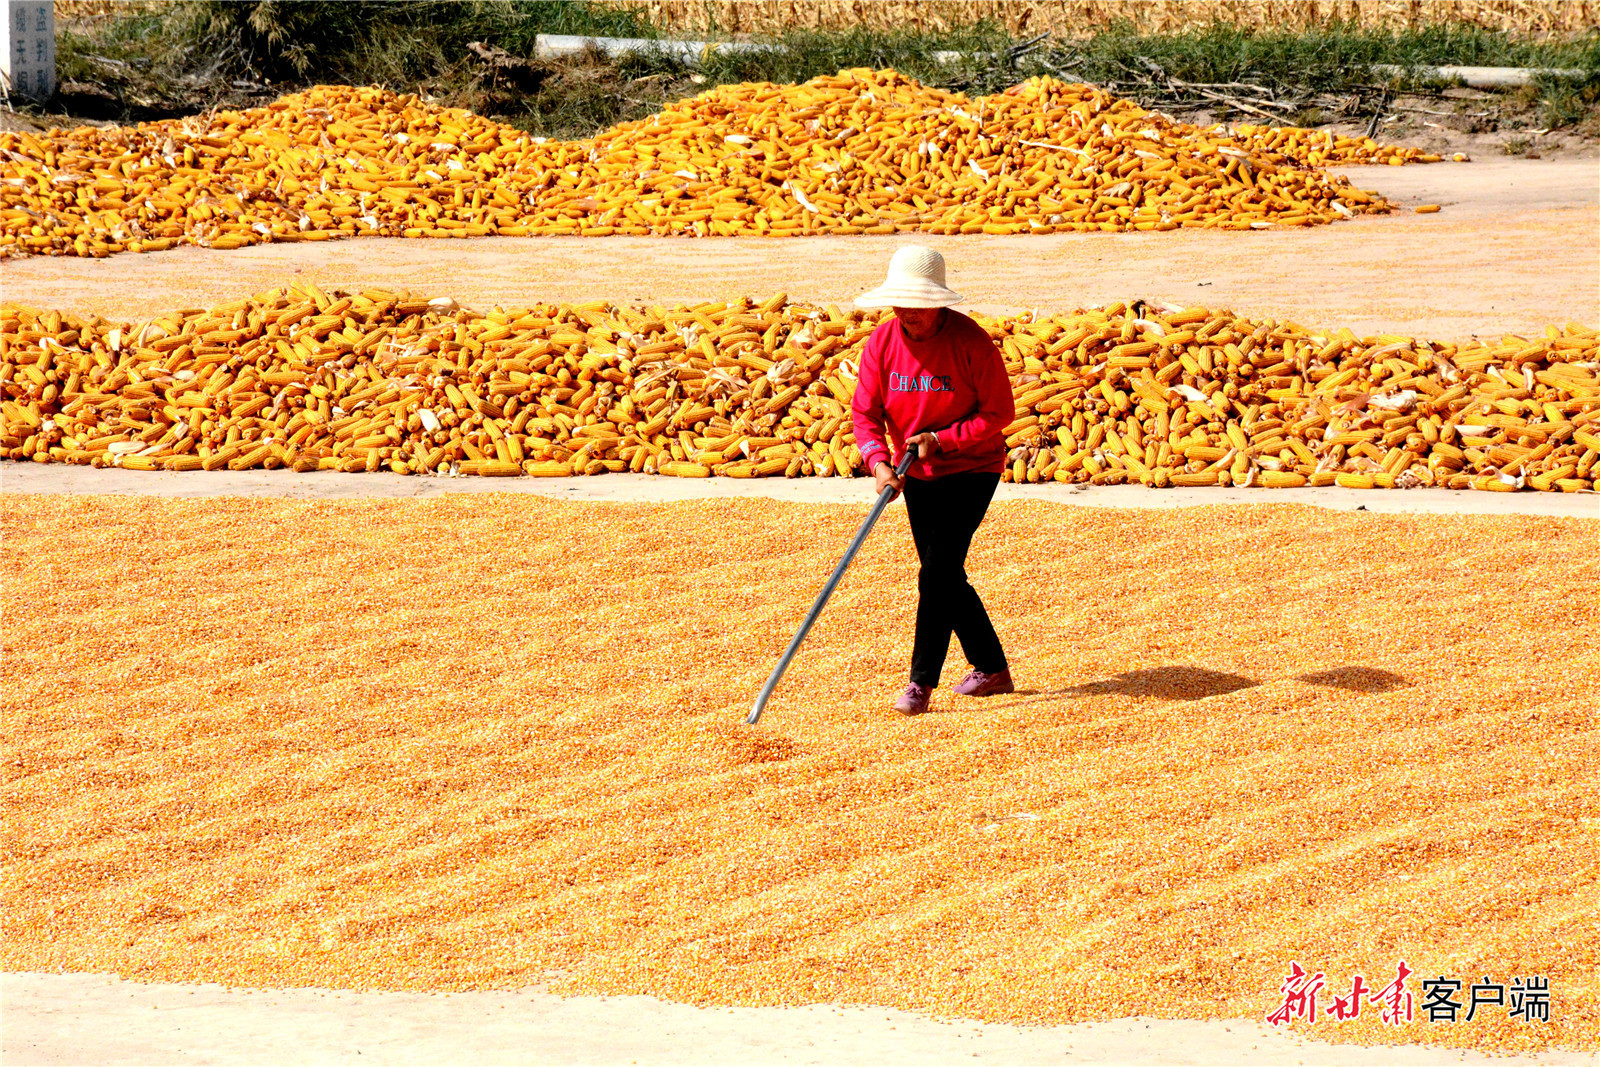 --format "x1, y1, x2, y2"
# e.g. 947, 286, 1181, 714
534, 34, 775, 62
1372, 64, 1586, 88
536, 35, 986, 66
